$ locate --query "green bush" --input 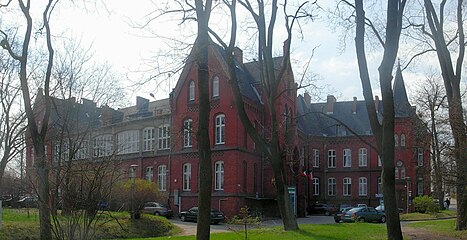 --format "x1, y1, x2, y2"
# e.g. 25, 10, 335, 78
413, 195, 440, 214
